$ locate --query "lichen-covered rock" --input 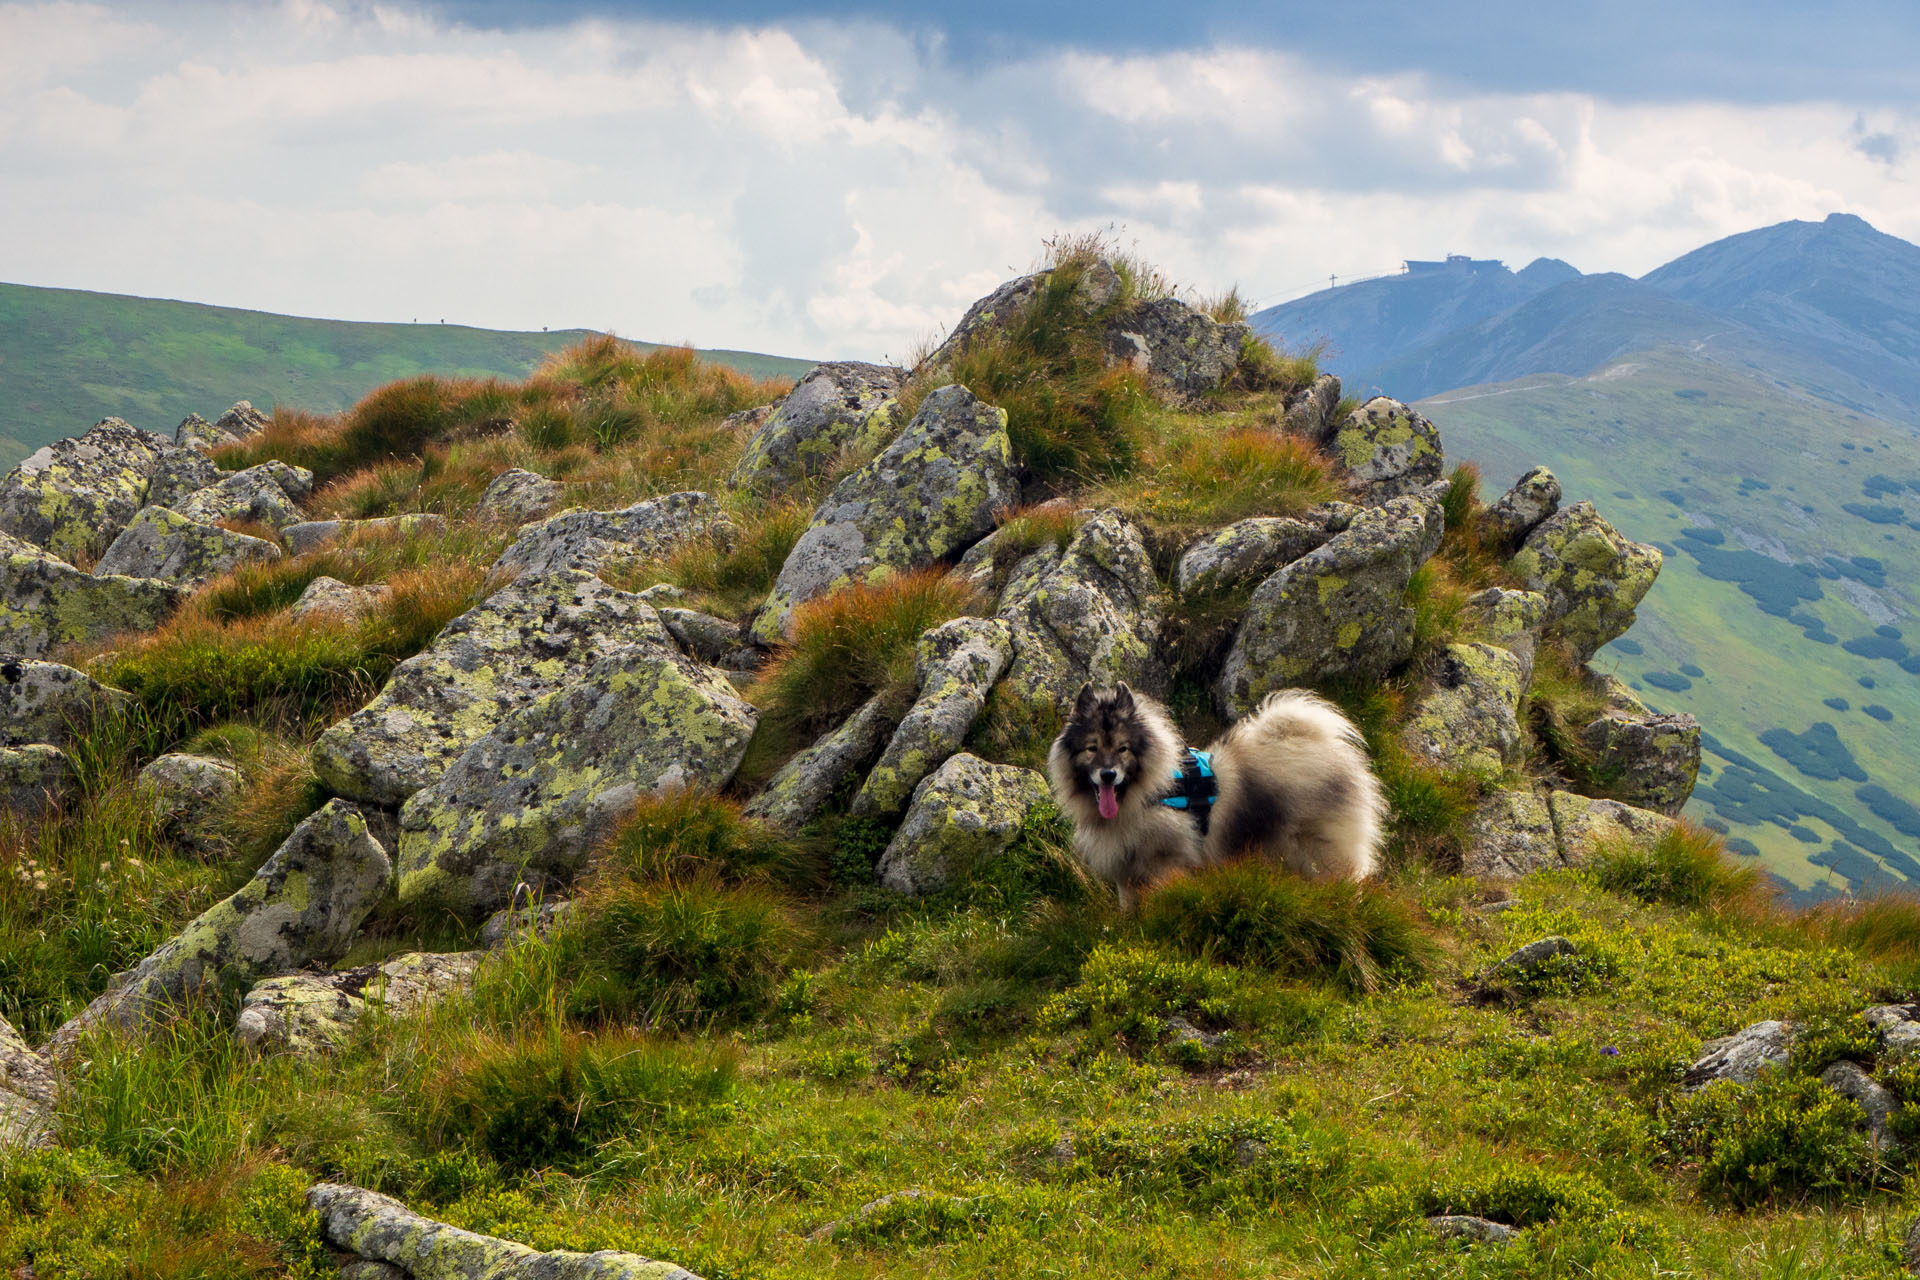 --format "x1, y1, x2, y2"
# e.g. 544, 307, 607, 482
0, 532, 184, 657
283, 513, 446, 556
1105, 296, 1250, 397
94, 506, 283, 586
1576, 707, 1702, 816
307, 1183, 702, 1280
1499, 935, 1576, 975
0, 744, 74, 818
1821, 1060, 1900, 1150
314, 571, 675, 806
395, 644, 758, 920
492, 491, 726, 579
1480, 466, 1561, 552
474, 468, 564, 526
1323, 397, 1444, 503
136, 753, 243, 855
1683, 1020, 1794, 1089
480, 898, 574, 950
809, 1189, 934, 1242
742, 694, 900, 832
236, 951, 482, 1054
996, 508, 1167, 713
1547, 790, 1677, 864
752, 385, 1015, 642
199, 401, 270, 449
45, 800, 392, 1057
1283, 373, 1342, 439
1173, 506, 1356, 597
0, 658, 130, 746
1463, 790, 1562, 878
851, 617, 1014, 817
1401, 643, 1528, 775
874, 753, 1050, 895
174, 413, 231, 455
1462, 587, 1550, 666
1218, 489, 1445, 716
658, 607, 746, 666
145, 441, 224, 508
729, 361, 904, 494
921, 264, 1114, 370
0, 418, 180, 561
175, 461, 313, 530
1427, 1215, 1518, 1245
1865, 1004, 1920, 1060
1, 1013, 55, 1150
1510, 502, 1661, 662
288, 575, 391, 623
